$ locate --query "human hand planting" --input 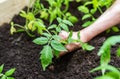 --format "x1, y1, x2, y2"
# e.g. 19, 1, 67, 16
59, 0, 120, 56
